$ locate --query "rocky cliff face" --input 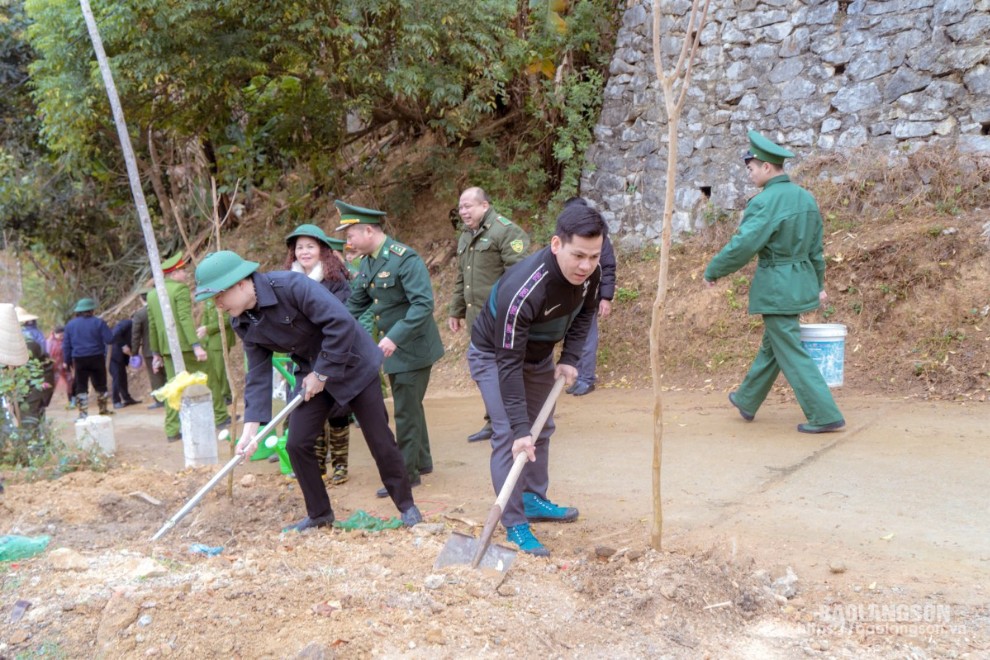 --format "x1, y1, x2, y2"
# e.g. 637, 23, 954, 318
582, 0, 990, 249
